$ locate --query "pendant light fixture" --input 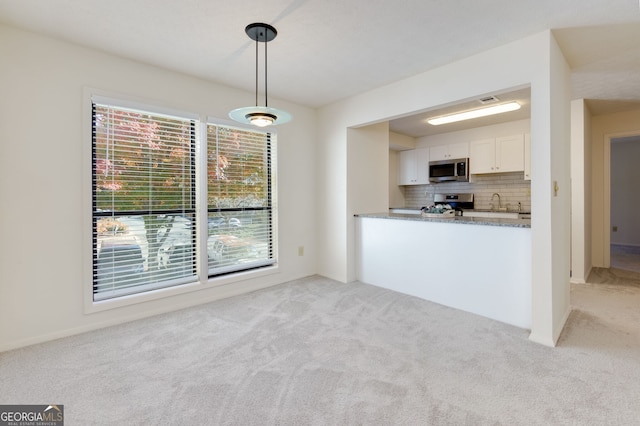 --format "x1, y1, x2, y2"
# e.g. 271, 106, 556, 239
229, 23, 292, 127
